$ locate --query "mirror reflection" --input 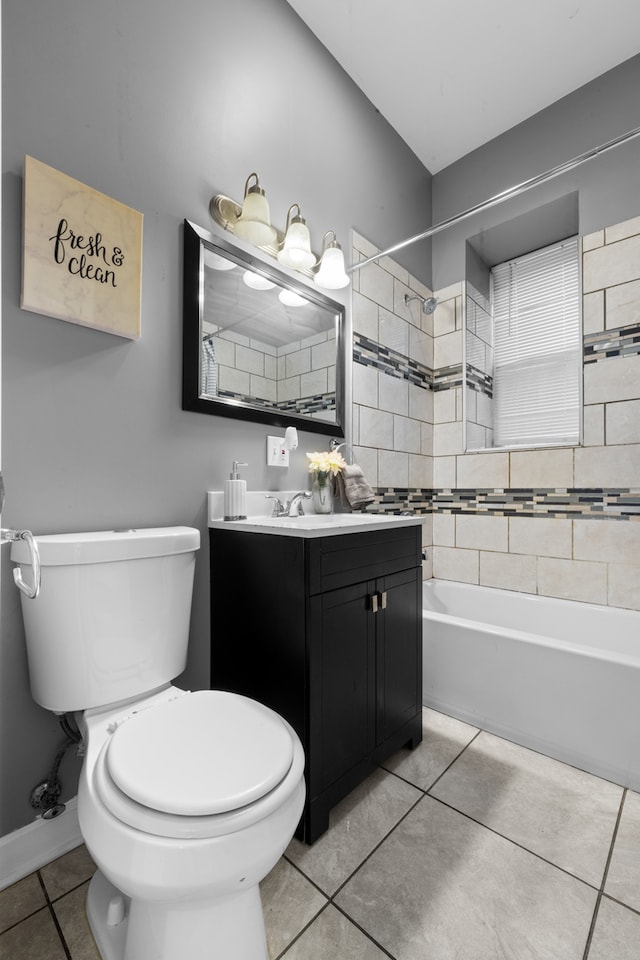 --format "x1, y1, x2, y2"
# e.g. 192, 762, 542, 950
183, 220, 345, 435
